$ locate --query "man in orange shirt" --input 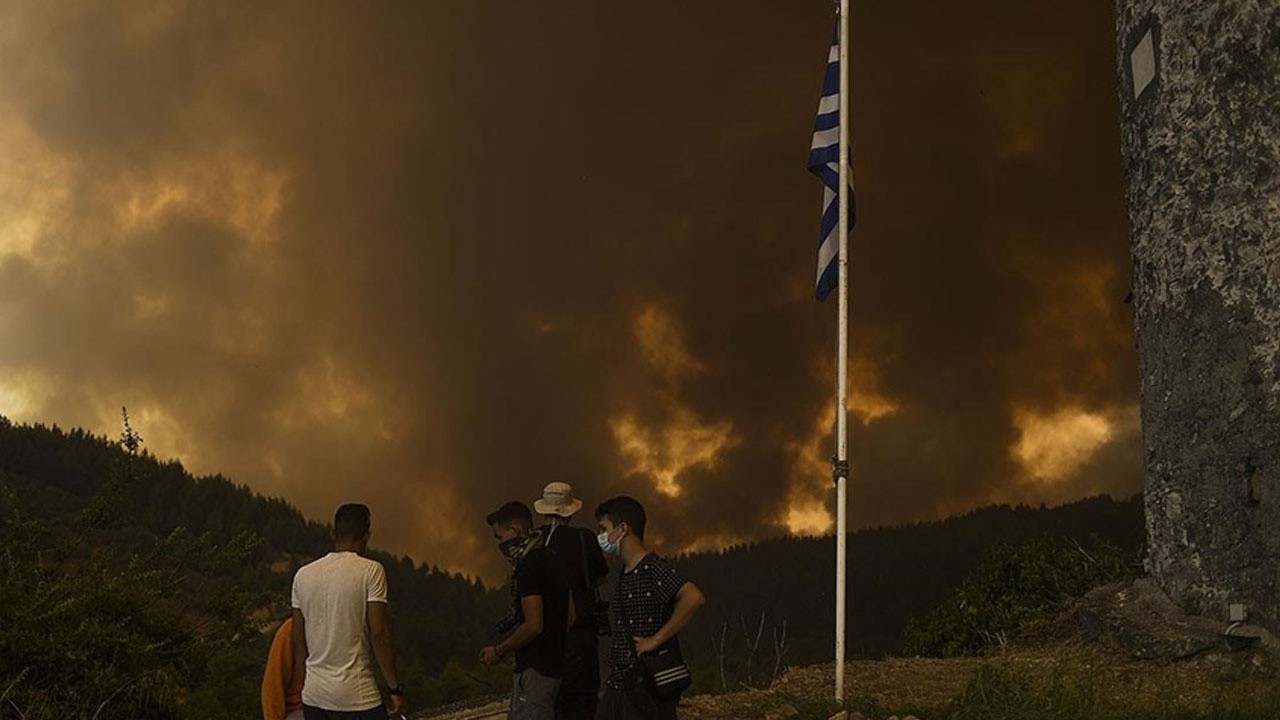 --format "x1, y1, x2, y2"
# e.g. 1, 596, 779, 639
262, 617, 305, 720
